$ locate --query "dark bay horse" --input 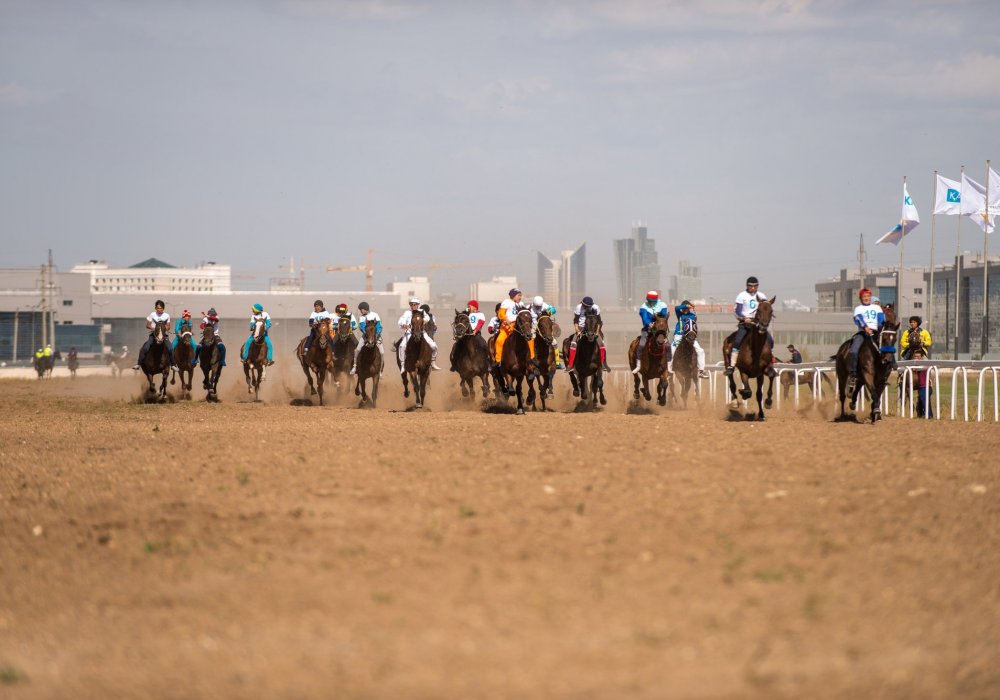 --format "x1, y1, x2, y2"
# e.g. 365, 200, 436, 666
529, 314, 559, 410
452, 311, 491, 400
140, 321, 171, 400
354, 319, 382, 408
401, 310, 433, 409
499, 309, 535, 415
296, 317, 333, 405
567, 312, 606, 407
628, 315, 671, 406
243, 319, 268, 401
723, 297, 776, 420
67, 351, 79, 379
170, 320, 195, 399
835, 303, 899, 423
33, 354, 54, 380
197, 325, 223, 402
669, 318, 700, 408
331, 316, 358, 389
